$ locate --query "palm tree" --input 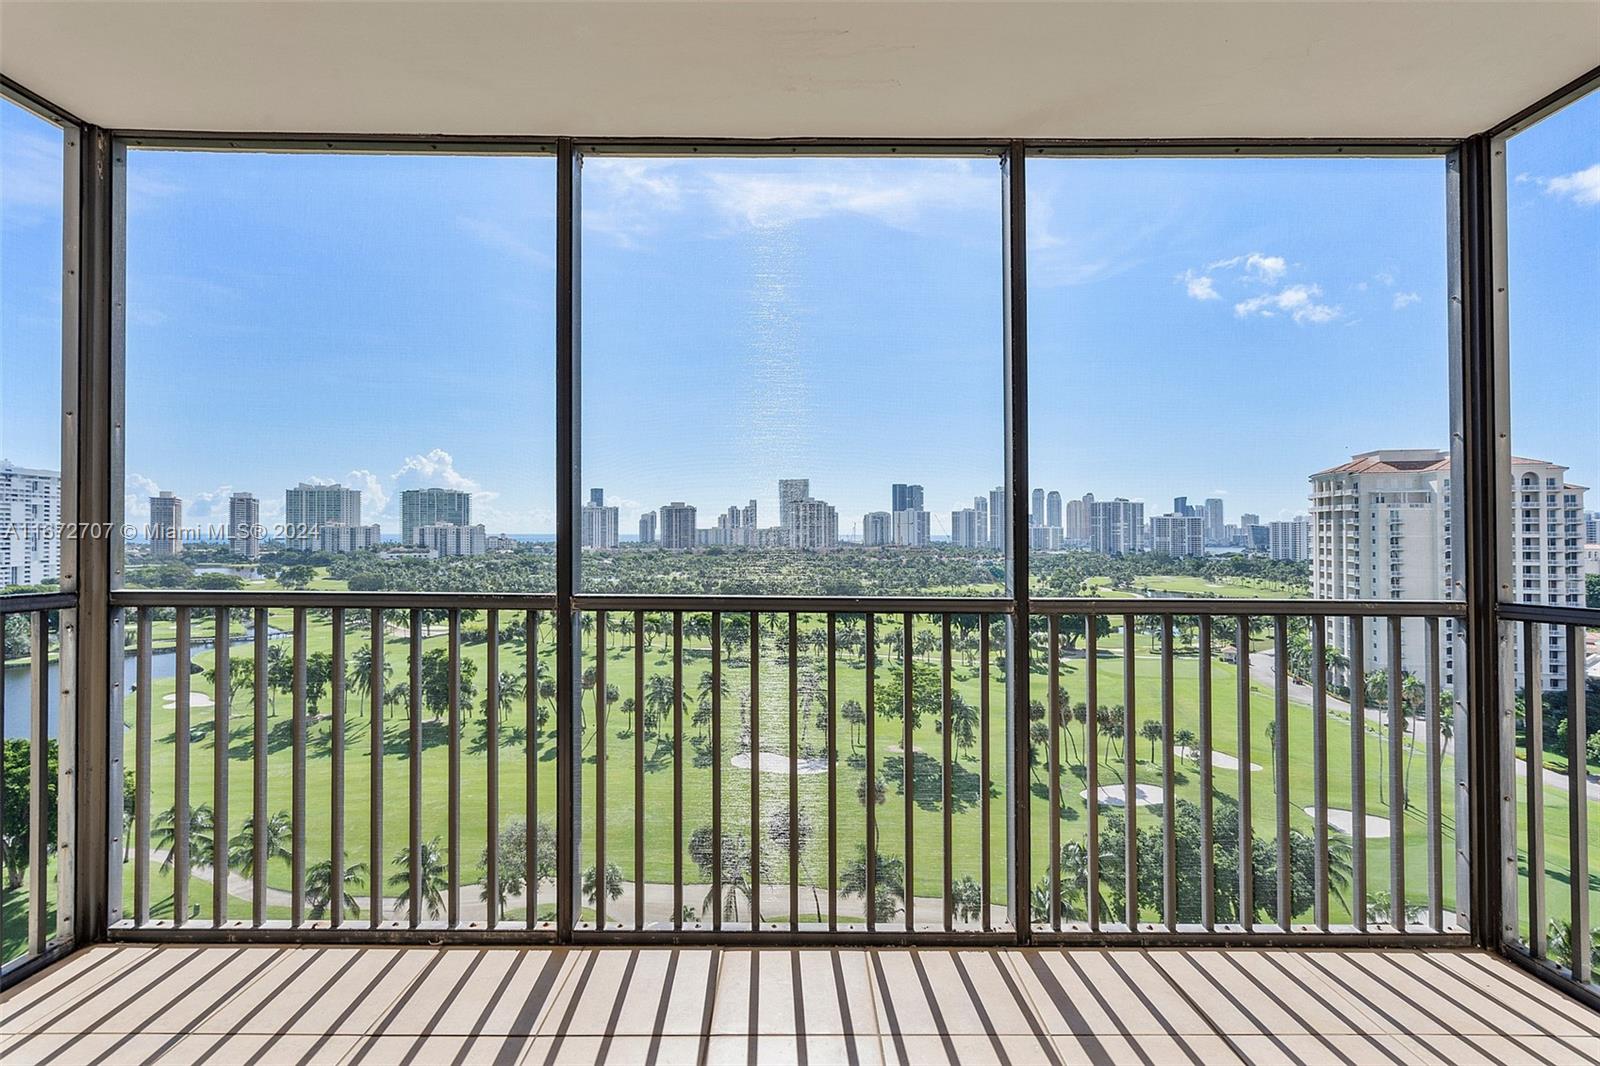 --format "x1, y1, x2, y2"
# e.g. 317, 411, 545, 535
1174, 728, 1198, 765
227, 810, 293, 873
1139, 719, 1163, 763
388, 837, 449, 920
583, 861, 624, 908
306, 855, 369, 920
154, 804, 215, 872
